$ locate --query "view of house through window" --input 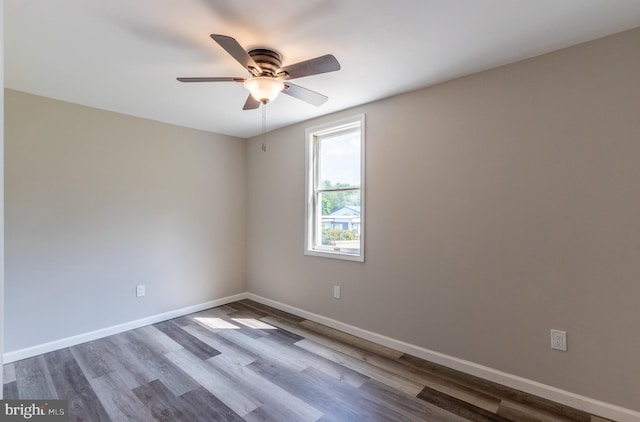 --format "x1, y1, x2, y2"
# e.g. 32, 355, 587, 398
305, 115, 364, 261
